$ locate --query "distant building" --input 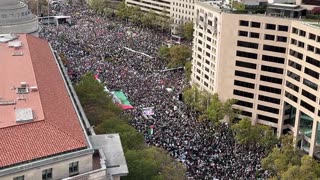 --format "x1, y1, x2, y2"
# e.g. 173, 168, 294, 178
0, 34, 128, 180
0, 0, 39, 35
